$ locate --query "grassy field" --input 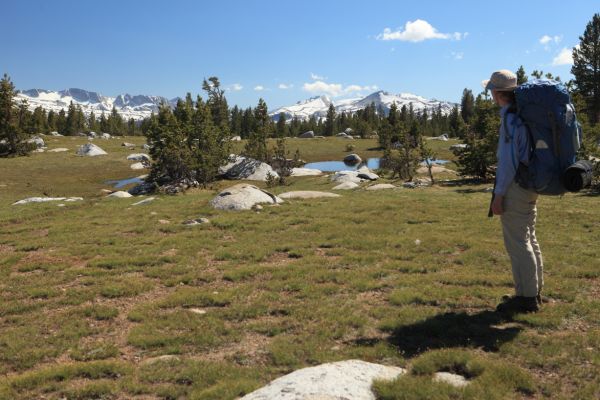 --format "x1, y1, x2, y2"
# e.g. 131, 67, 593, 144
0, 136, 598, 399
